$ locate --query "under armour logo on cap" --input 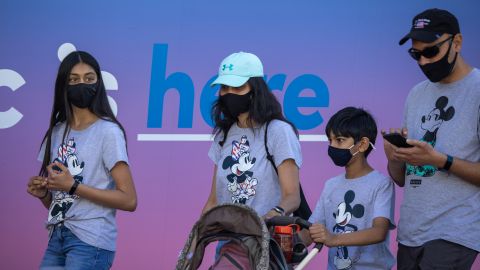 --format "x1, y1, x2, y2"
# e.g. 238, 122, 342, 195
211, 51, 264, 87
222, 64, 234, 71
